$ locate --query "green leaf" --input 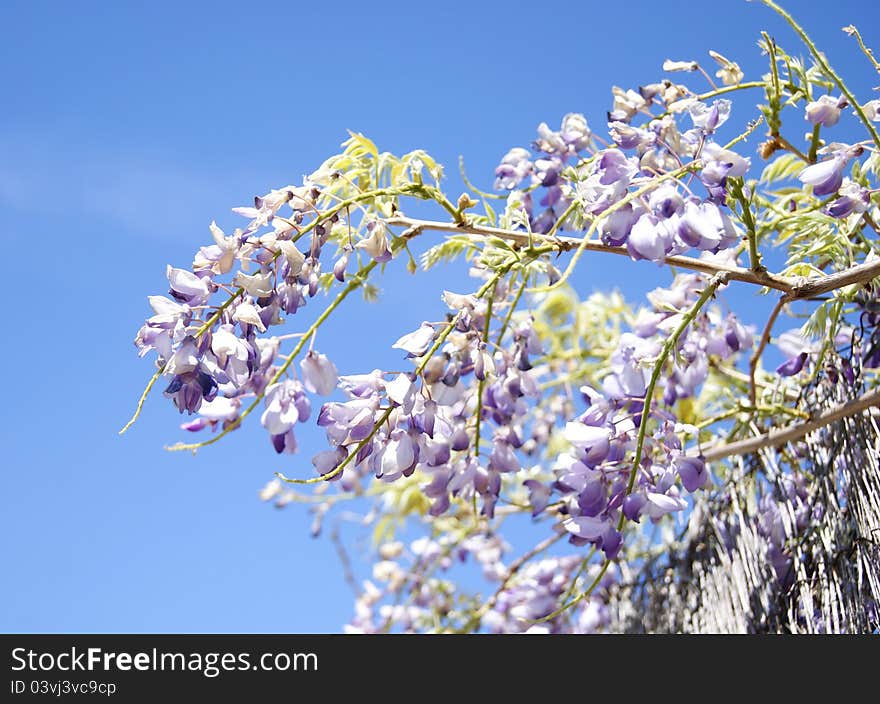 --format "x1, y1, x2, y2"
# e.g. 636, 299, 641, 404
760, 152, 806, 184
484, 200, 497, 227
420, 235, 478, 270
